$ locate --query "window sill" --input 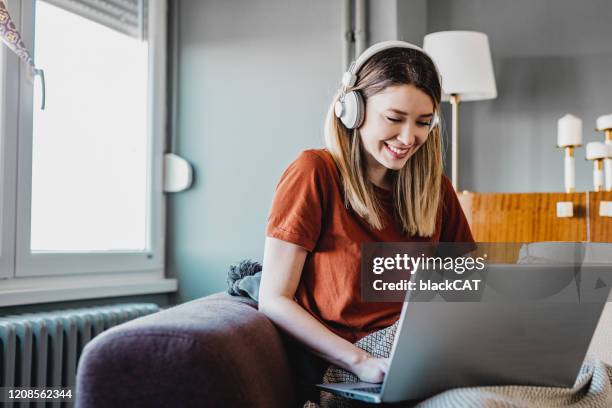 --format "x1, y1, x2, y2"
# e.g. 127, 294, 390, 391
0, 272, 178, 307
